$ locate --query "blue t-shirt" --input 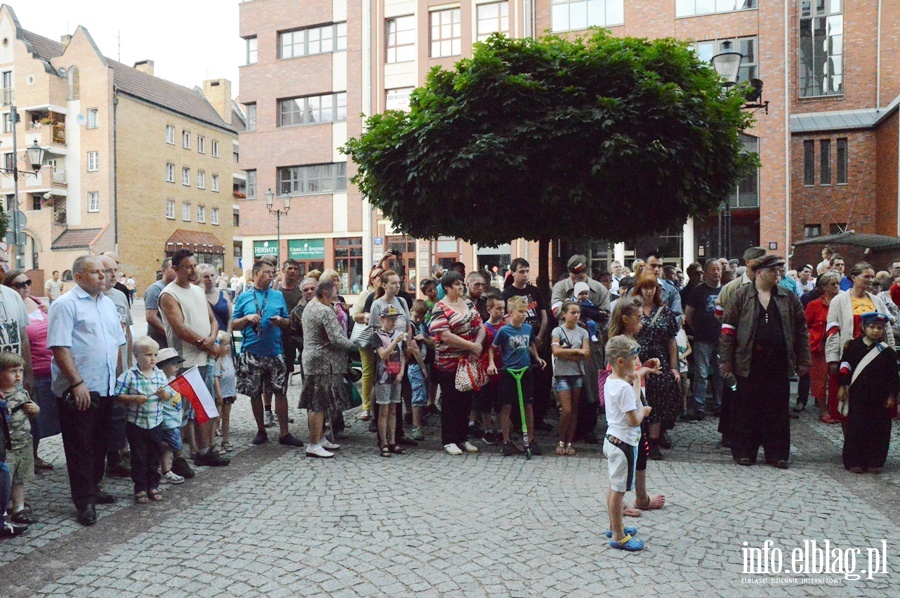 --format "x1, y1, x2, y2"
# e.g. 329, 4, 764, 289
232, 288, 289, 357
492, 322, 535, 370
